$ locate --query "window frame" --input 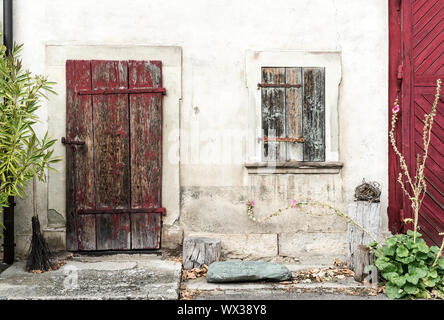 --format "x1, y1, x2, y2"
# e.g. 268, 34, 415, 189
245, 50, 342, 172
